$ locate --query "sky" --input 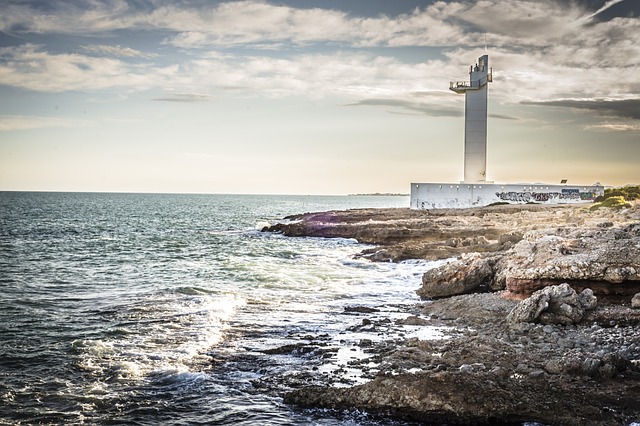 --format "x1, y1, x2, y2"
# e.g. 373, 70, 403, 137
0, 0, 639, 195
